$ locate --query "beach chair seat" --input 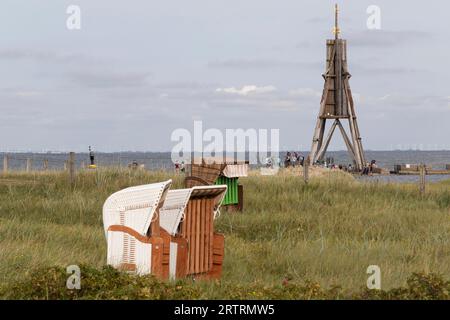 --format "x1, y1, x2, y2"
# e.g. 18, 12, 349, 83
160, 185, 227, 279
102, 180, 172, 277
